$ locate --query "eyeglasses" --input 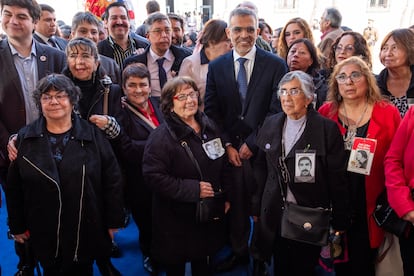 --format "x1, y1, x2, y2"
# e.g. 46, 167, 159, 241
173, 91, 199, 101
335, 44, 355, 54
278, 157, 291, 184
68, 53, 95, 61
335, 71, 363, 84
41, 93, 69, 103
149, 28, 172, 36
230, 26, 256, 34
279, 88, 302, 97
